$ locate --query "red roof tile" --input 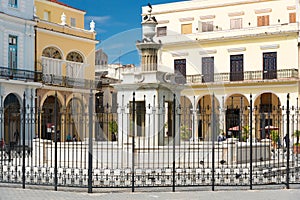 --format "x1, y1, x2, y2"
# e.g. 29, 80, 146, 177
48, 0, 85, 12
